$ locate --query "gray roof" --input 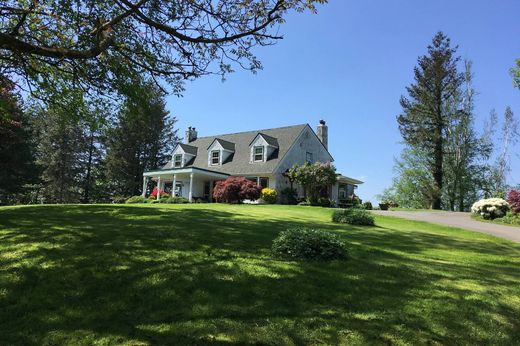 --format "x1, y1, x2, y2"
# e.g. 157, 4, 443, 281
165, 124, 309, 175
208, 138, 236, 151
178, 143, 198, 156
252, 133, 279, 147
